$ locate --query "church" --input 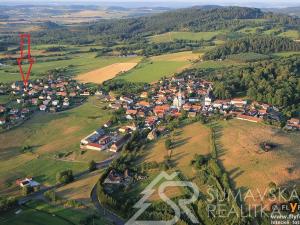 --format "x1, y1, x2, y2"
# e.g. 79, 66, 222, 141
173, 89, 185, 109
